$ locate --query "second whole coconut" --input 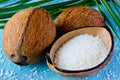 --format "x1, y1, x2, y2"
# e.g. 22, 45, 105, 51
2, 8, 56, 65
54, 6, 105, 35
